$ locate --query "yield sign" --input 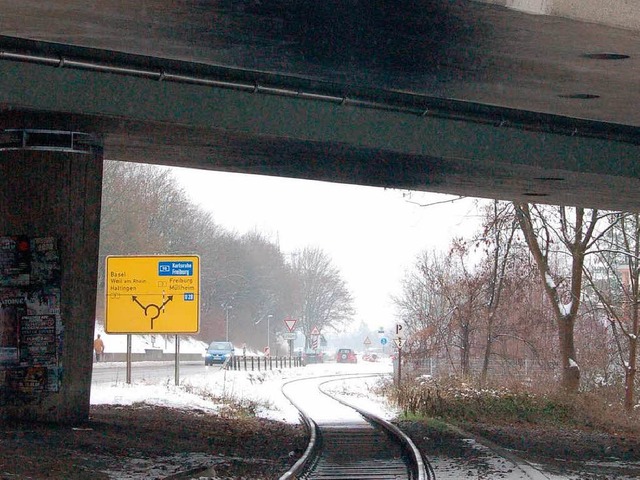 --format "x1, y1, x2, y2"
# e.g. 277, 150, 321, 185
284, 317, 297, 332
